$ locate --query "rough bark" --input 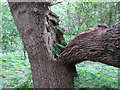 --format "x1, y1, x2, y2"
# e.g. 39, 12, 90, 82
58, 22, 120, 68
8, 1, 120, 88
8, 2, 73, 88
